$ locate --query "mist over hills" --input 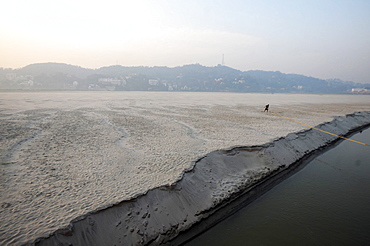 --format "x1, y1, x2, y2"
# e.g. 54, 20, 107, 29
0, 62, 368, 94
